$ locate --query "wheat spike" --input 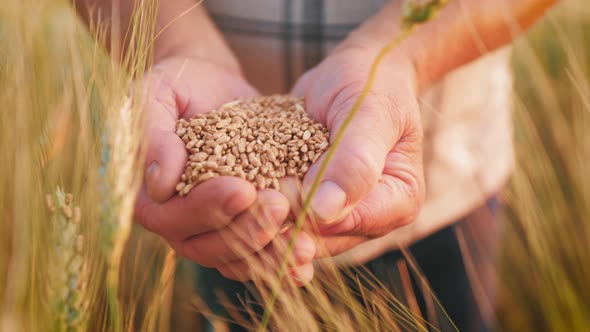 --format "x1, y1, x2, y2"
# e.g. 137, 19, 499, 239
46, 187, 88, 331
